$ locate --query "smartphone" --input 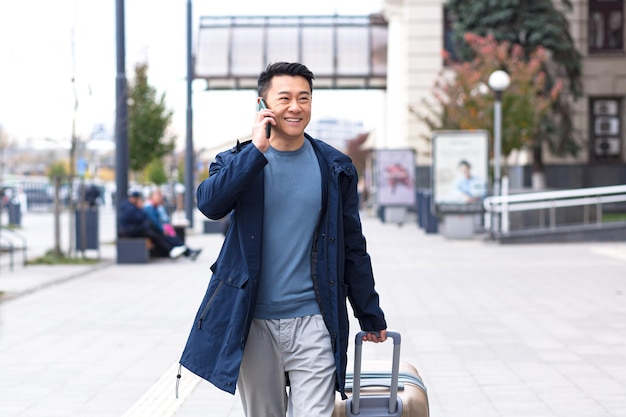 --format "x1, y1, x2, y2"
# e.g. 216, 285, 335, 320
257, 98, 271, 138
